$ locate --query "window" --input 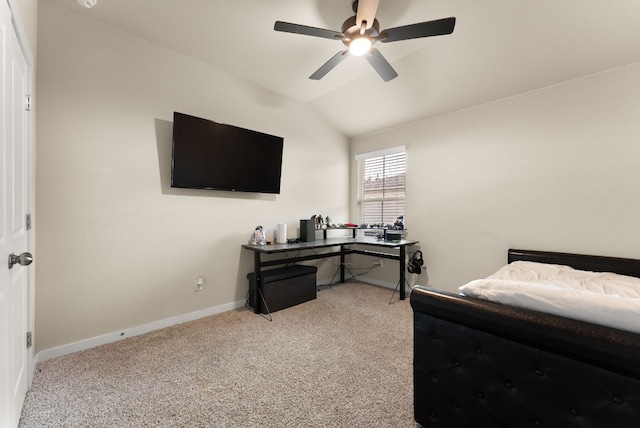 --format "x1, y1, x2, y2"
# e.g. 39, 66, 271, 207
356, 146, 406, 226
